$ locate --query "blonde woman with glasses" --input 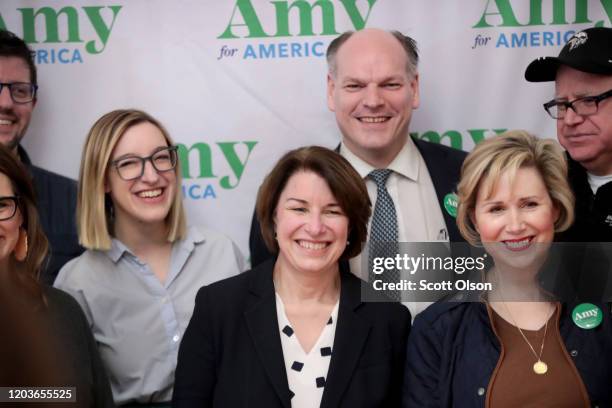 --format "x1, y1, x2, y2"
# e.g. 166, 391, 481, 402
55, 109, 244, 407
